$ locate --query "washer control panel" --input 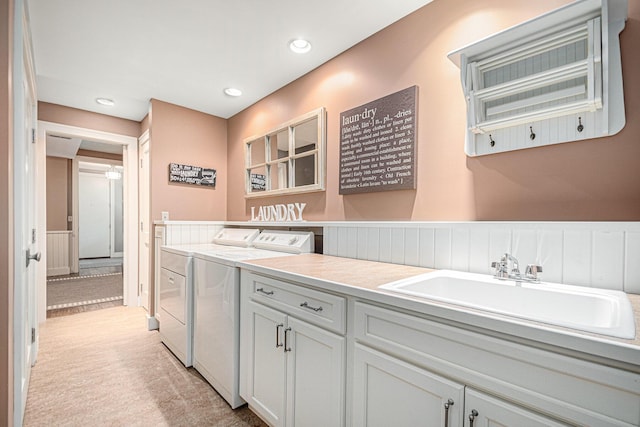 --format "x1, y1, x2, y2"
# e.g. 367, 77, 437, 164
212, 228, 260, 247
253, 230, 314, 254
